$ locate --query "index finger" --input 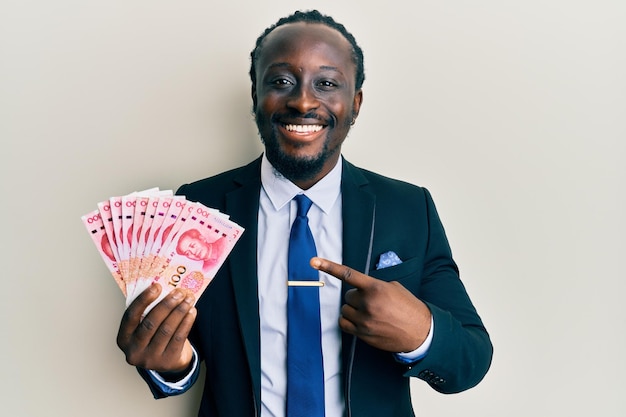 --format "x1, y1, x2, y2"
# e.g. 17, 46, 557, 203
310, 257, 376, 289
